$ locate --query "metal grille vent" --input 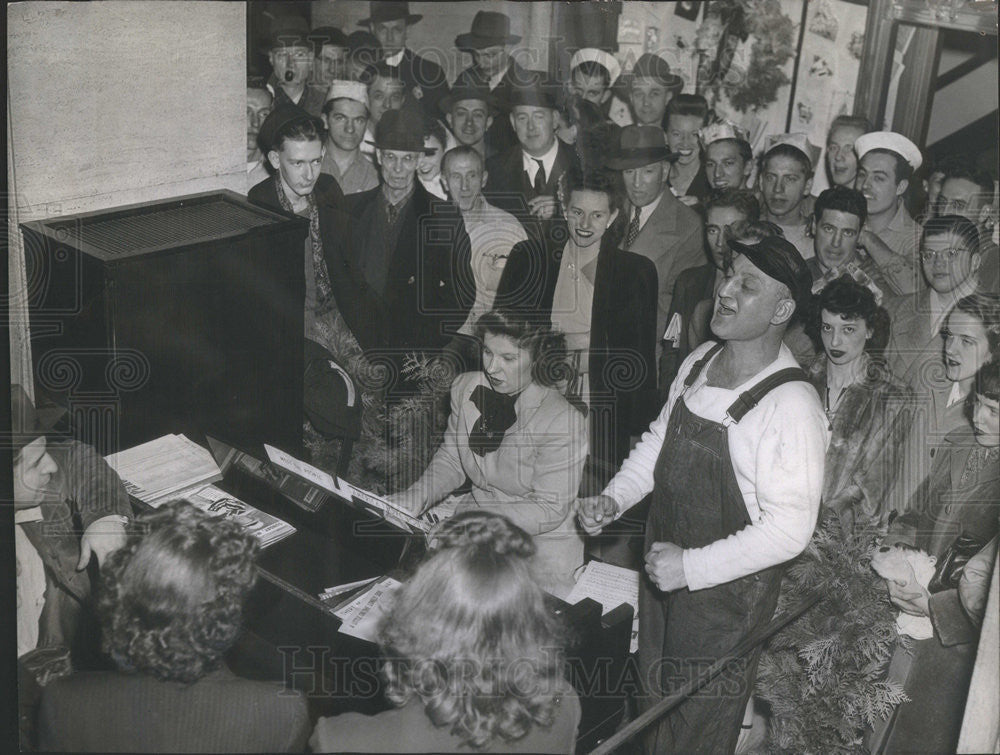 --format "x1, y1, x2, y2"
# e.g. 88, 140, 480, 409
45, 199, 276, 258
